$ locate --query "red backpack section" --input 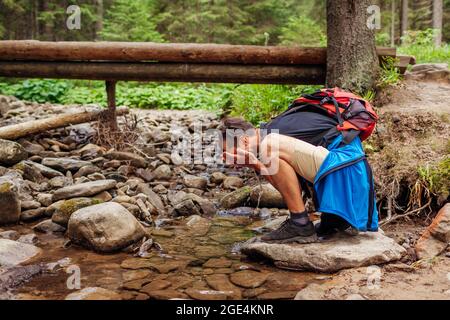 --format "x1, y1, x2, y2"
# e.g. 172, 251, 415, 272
291, 88, 378, 141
